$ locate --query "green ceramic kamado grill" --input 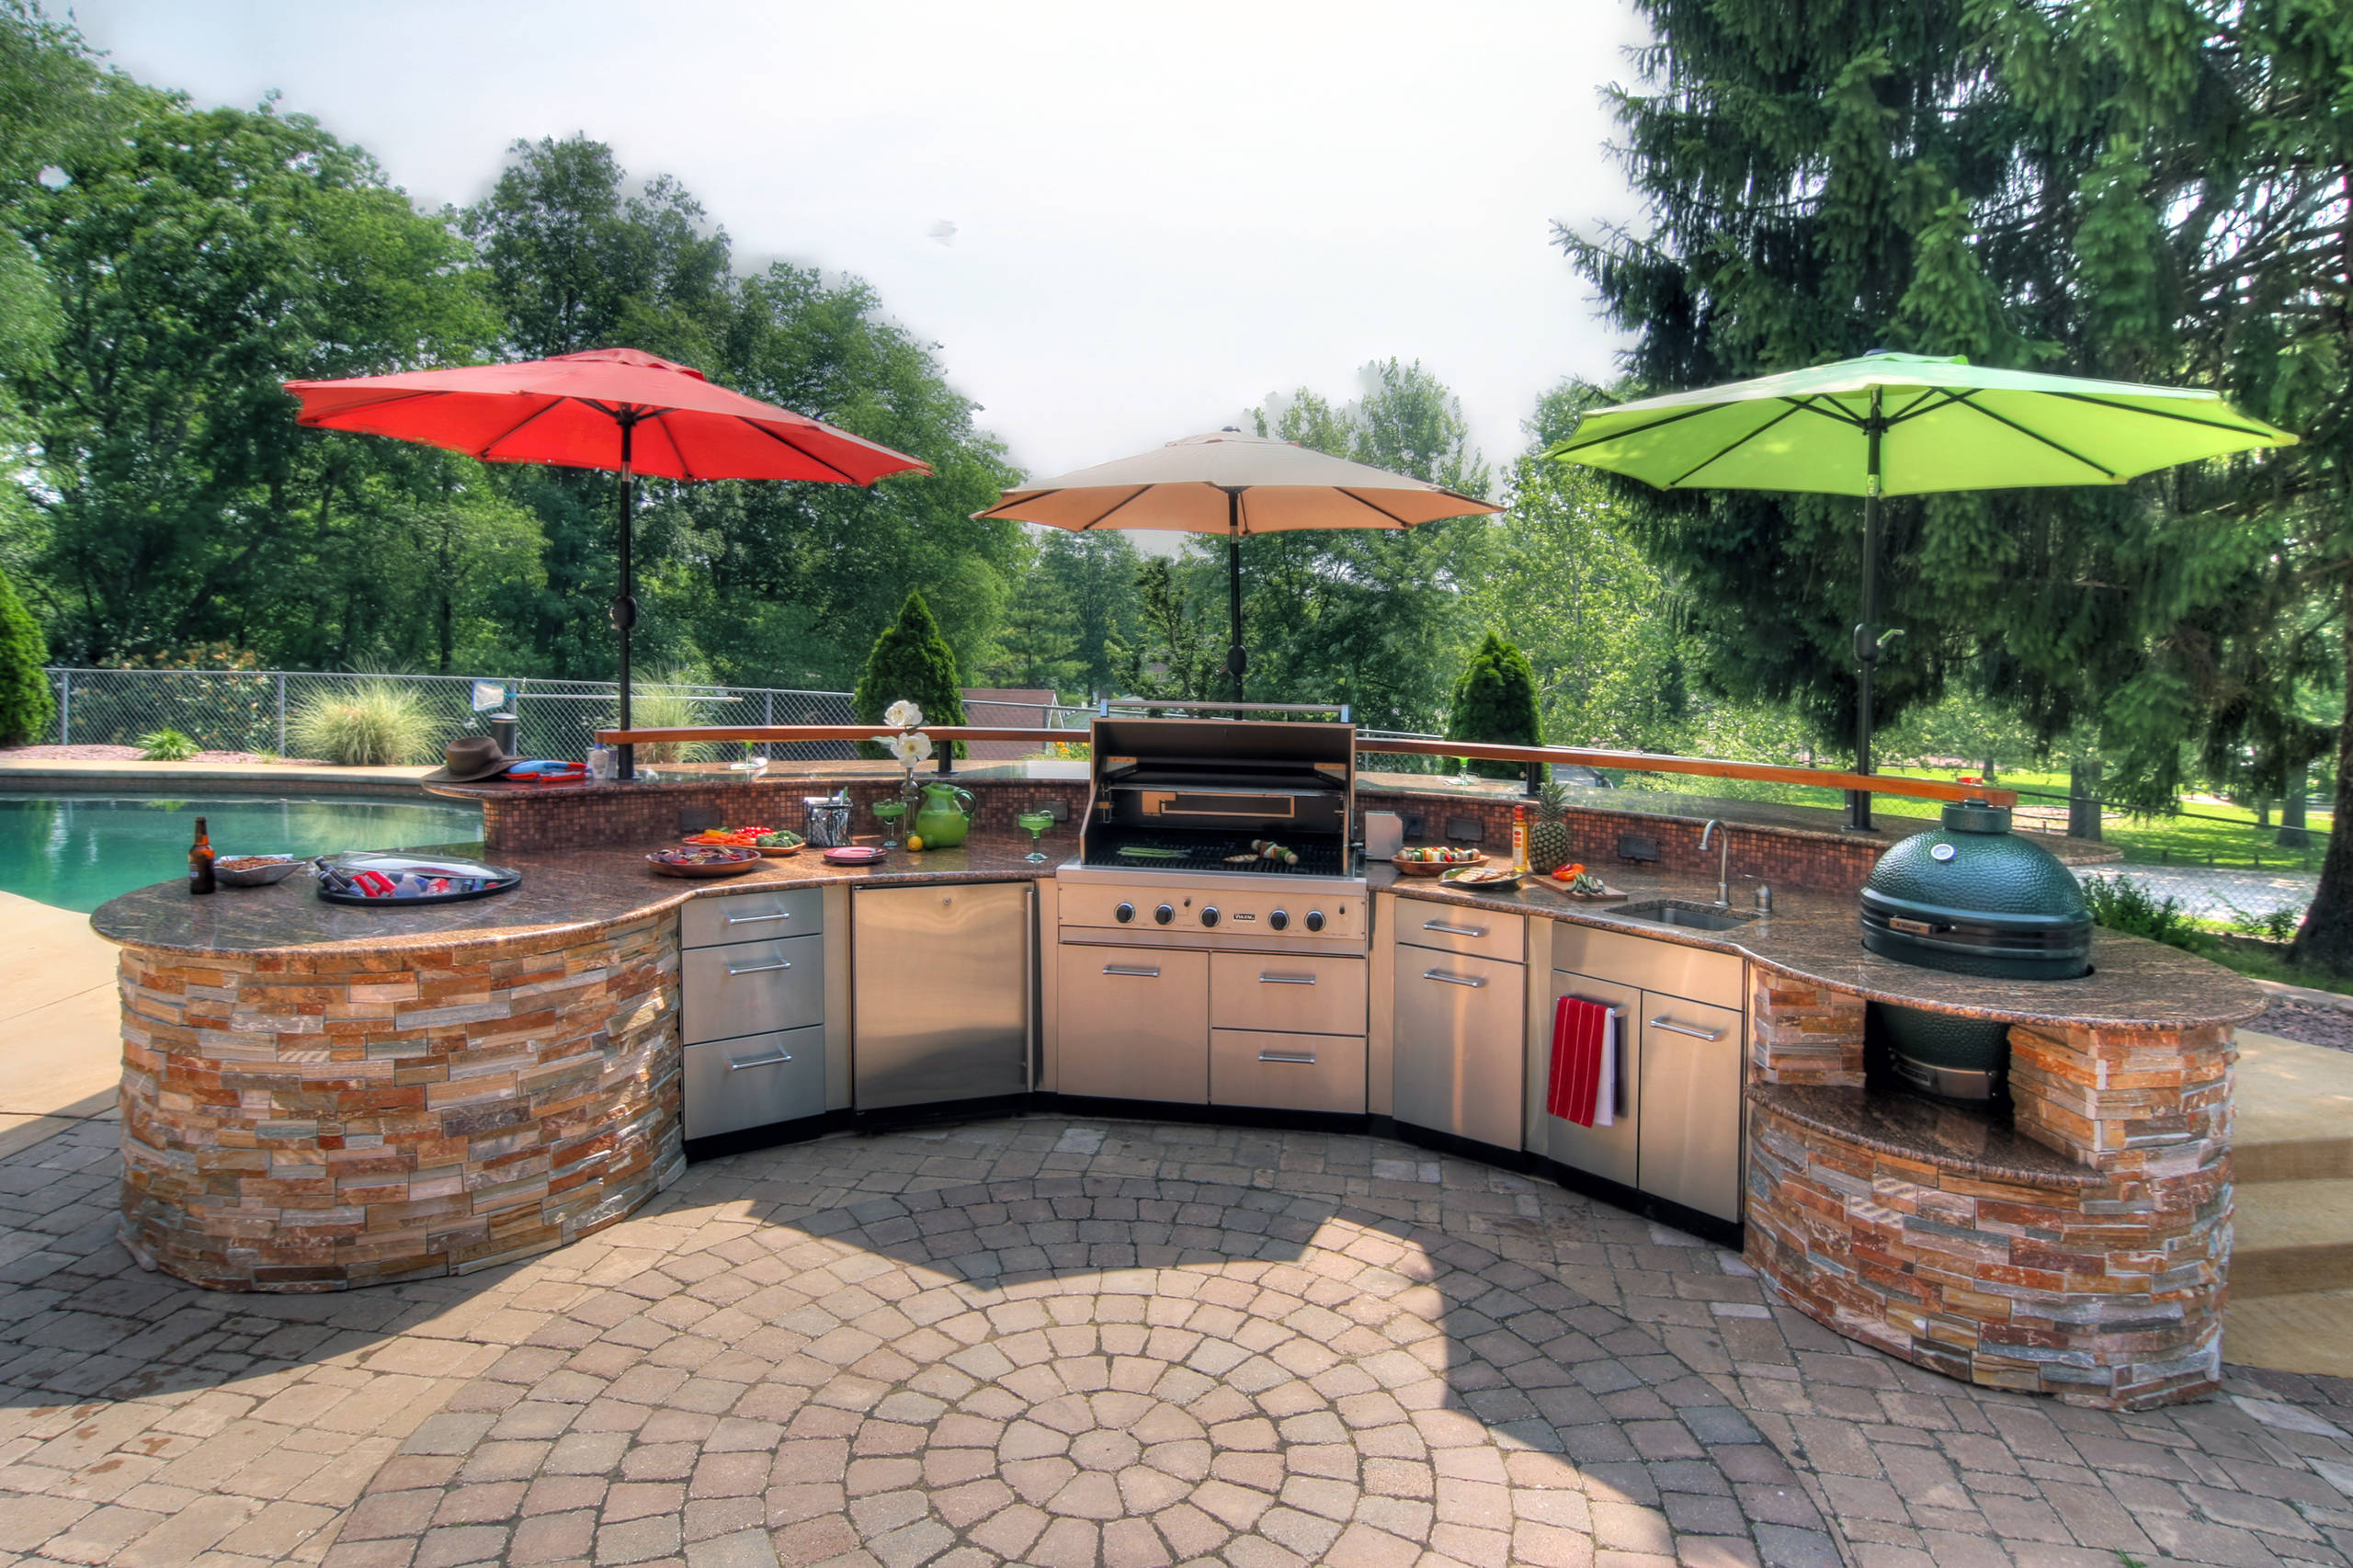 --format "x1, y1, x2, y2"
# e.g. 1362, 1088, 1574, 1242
1859, 799, 2091, 1102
